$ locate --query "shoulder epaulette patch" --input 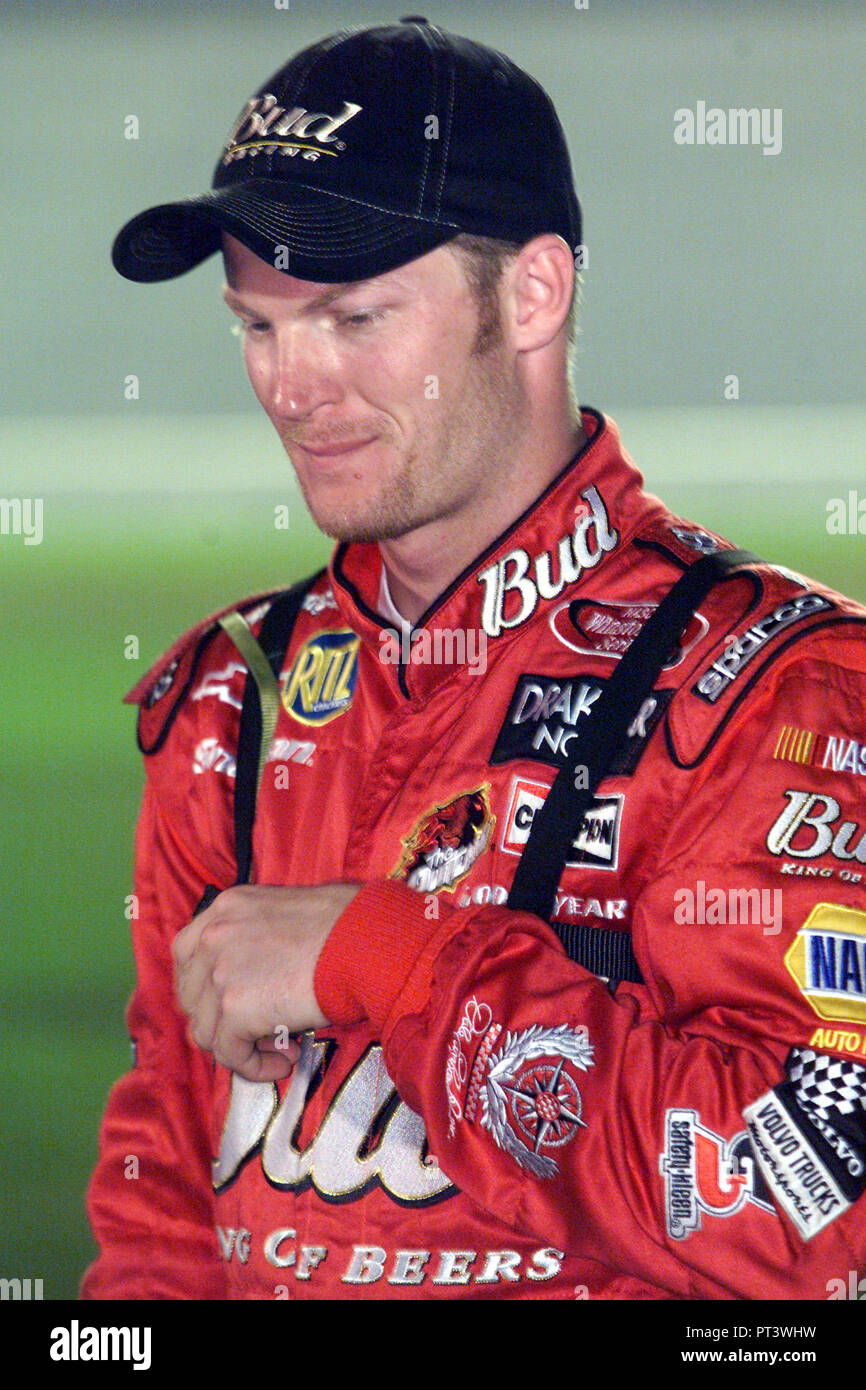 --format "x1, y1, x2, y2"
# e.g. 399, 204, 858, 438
664, 575, 856, 769
127, 587, 285, 757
